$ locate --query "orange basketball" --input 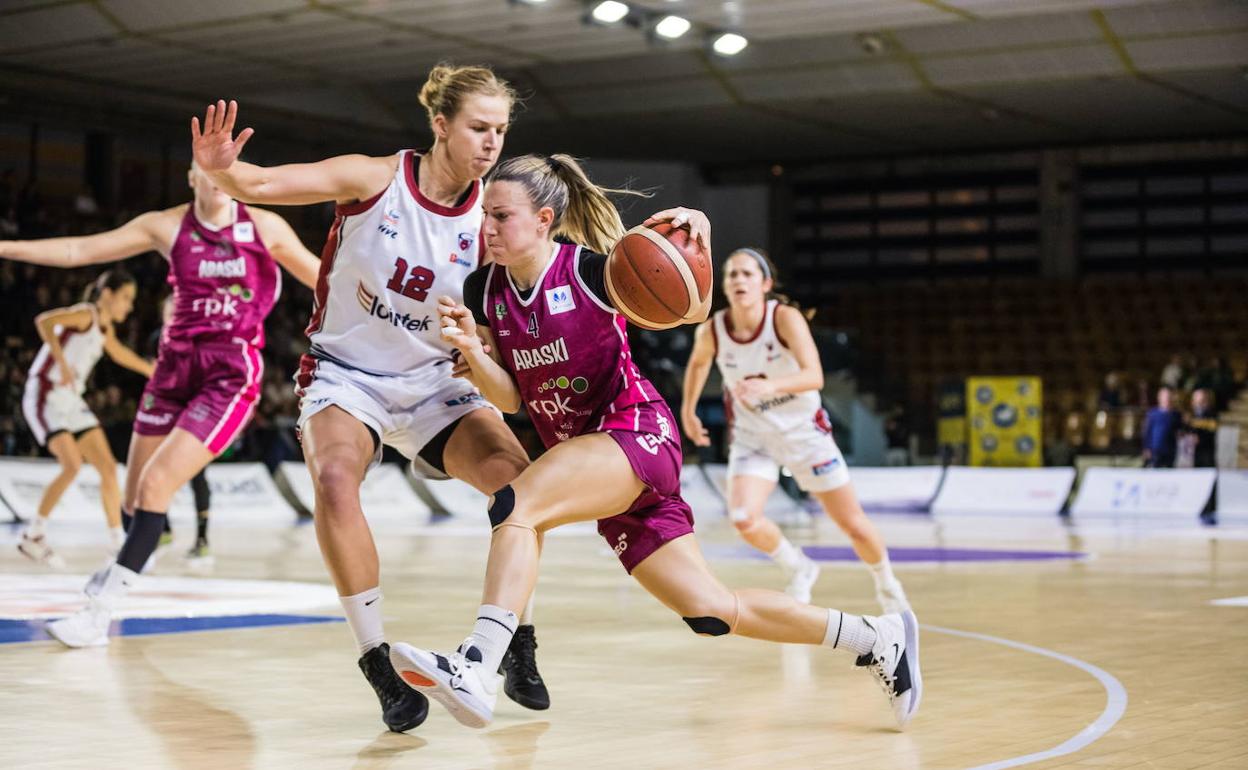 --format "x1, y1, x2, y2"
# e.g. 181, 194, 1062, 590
605, 222, 712, 330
